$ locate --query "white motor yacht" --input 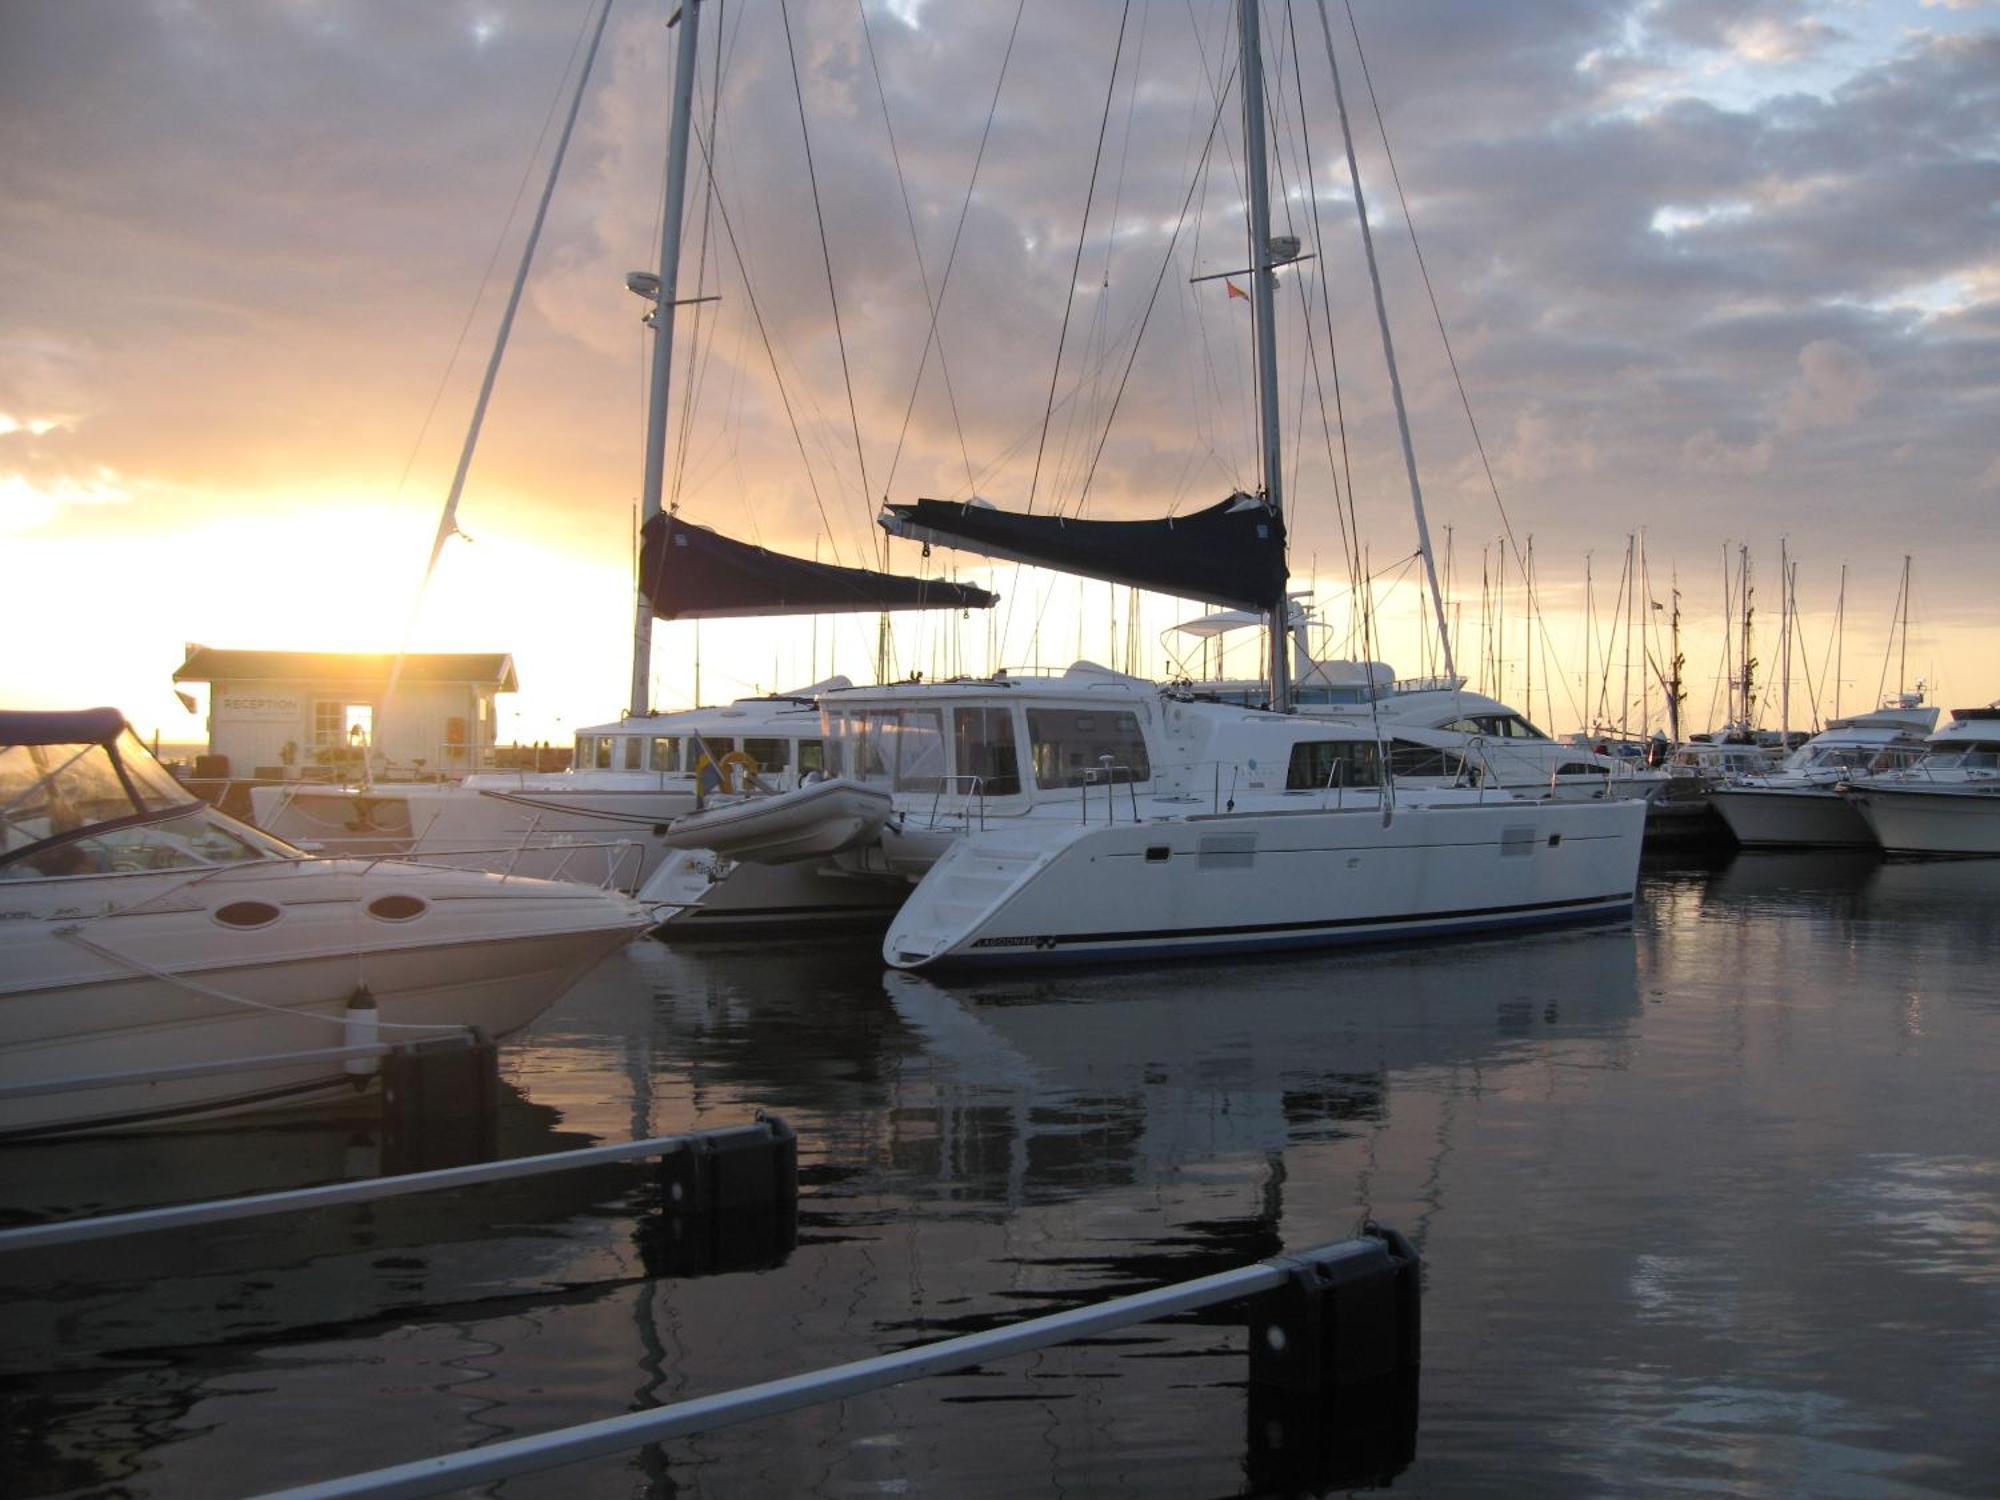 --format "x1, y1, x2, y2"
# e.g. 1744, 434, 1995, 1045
248, 686, 842, 892
1, 709, 649, 1138
1839, 704, 2000, 856
1709, 694, 1937, 848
